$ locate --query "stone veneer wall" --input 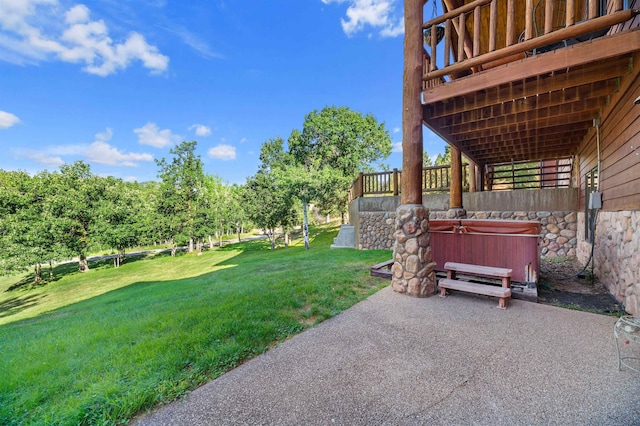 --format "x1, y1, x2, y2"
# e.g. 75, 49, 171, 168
358, 210, 577, 258
577, 211, 640, 315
